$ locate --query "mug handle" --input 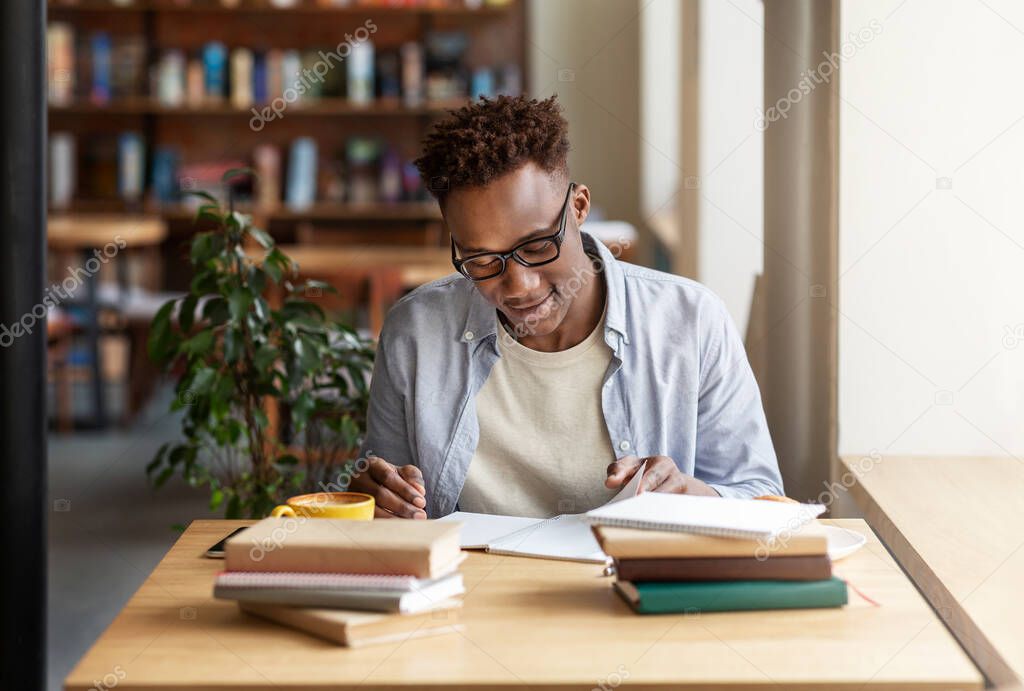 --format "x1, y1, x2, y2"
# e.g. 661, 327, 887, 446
270, 505, 296, 518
